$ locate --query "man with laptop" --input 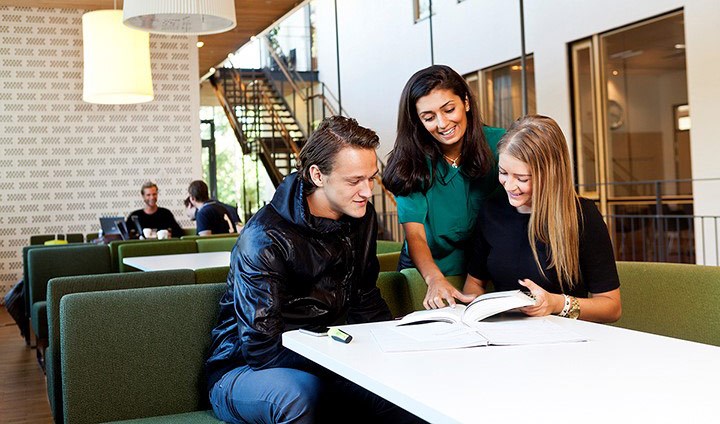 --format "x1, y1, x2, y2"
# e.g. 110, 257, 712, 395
126, 181, 184, 238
